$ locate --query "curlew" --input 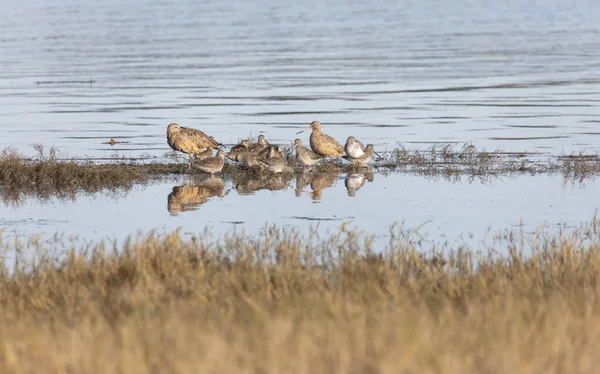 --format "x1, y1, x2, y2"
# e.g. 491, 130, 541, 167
191, 150, 226, 174
293, 138, 322, 167
296, 121, 344, 158
166, 123, 222, 165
